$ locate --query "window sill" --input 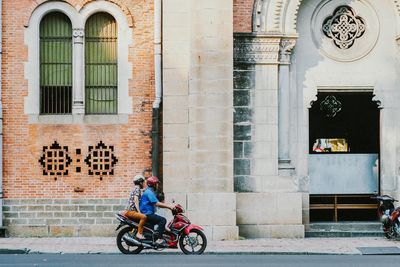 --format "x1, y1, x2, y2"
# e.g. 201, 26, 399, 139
28, 114, 129, 125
